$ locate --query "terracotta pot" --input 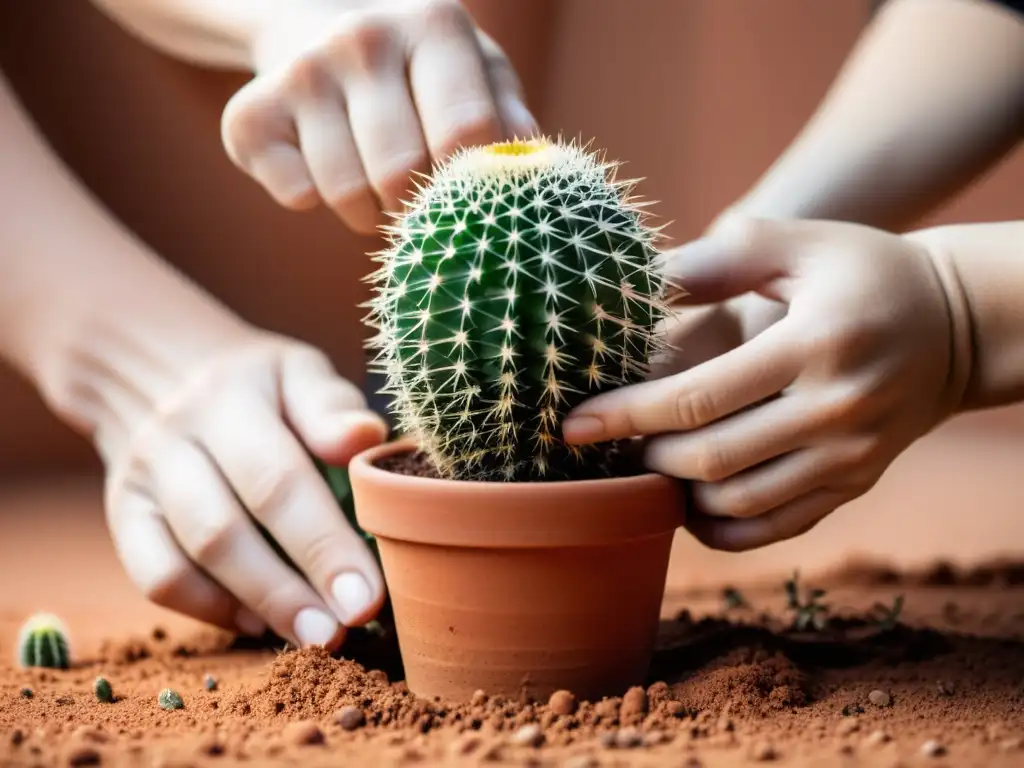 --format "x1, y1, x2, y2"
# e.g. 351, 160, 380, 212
348, 440, 686, 704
